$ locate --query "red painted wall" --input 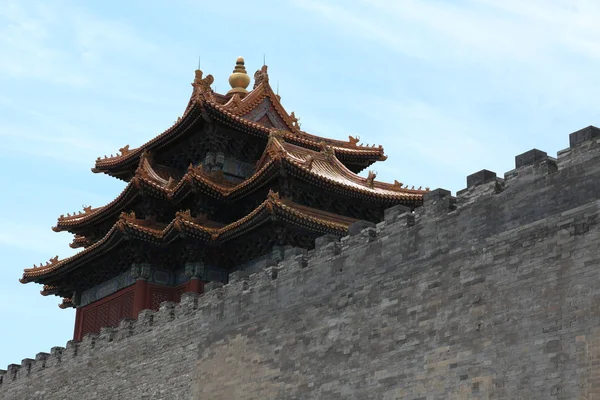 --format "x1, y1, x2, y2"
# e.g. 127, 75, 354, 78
74, 280, 204, 341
